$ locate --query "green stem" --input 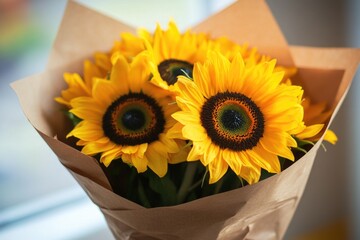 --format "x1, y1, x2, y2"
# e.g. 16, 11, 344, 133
201, 168, 209, 188
176, 162, 198, 204
239, 176, 244, 187
187, 179, 202, 192
321, 142, 327, 152
294, 147, 308, 154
